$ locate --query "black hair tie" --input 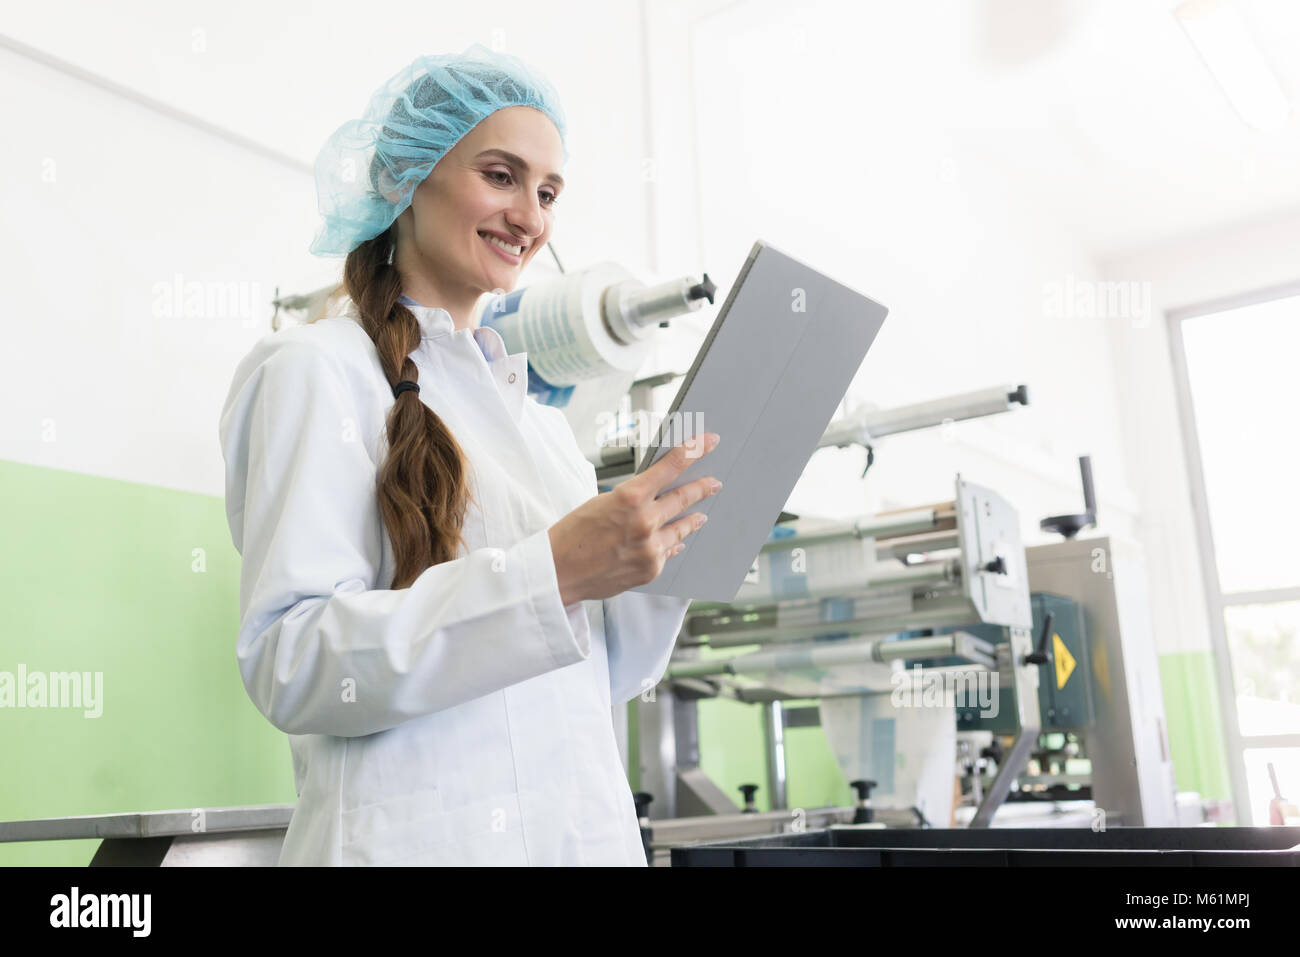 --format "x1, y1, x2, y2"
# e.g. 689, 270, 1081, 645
393, 380, 420, 398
